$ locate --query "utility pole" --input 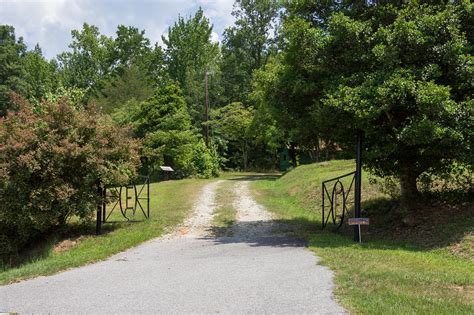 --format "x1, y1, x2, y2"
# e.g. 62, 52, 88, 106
204, 72, 209, 147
